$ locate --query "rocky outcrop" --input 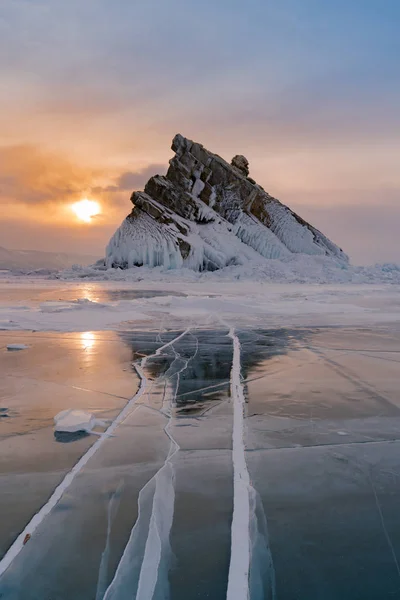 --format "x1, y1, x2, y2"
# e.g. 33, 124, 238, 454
231, 155, 249, 177
106, 134, 348, 271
